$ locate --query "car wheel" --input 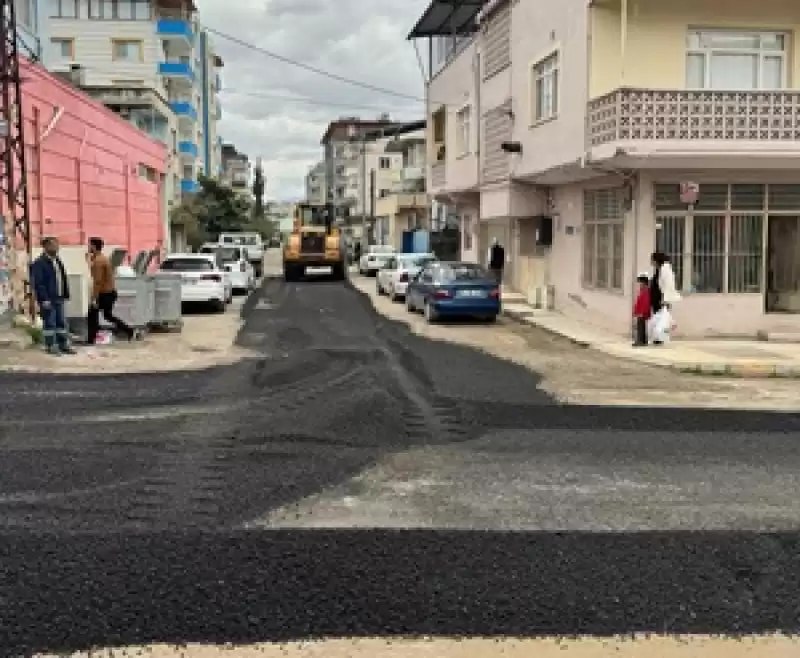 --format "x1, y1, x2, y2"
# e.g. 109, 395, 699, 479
389, 286, 400, 302
376, 279, 383, 295
213, 300, 226, 313
405, 293, 415, 313
484, 314, 498, 323
424, 299, 437, 323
